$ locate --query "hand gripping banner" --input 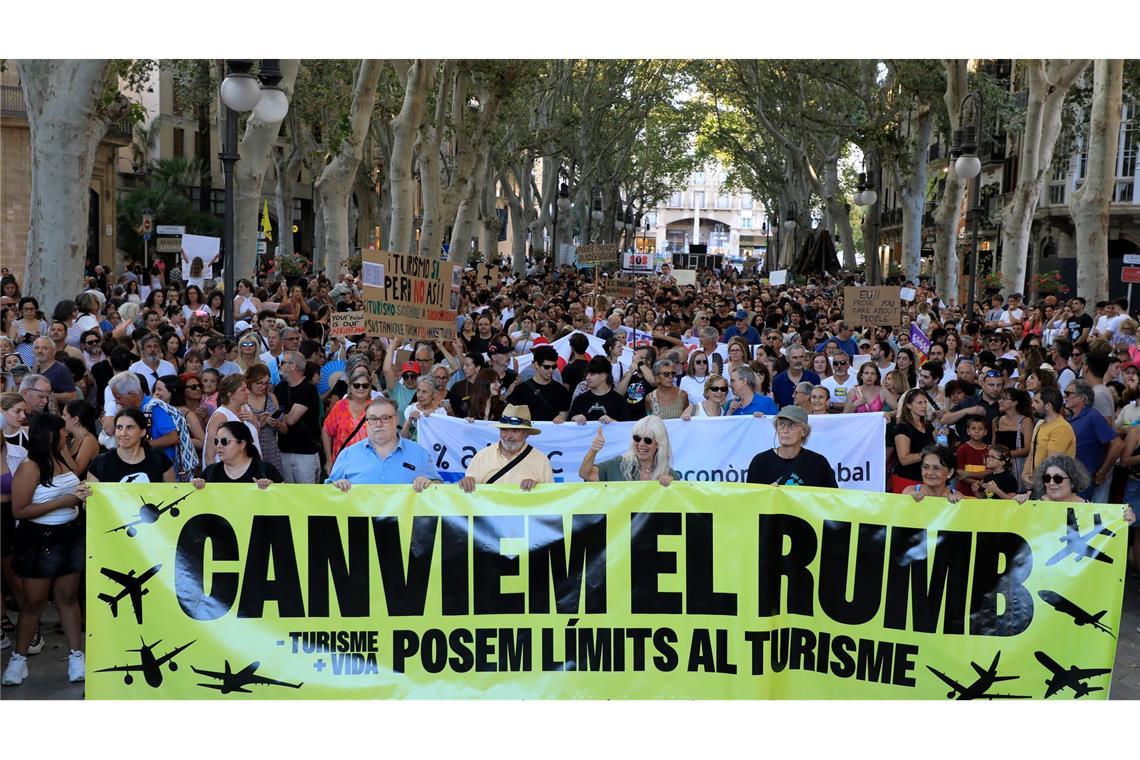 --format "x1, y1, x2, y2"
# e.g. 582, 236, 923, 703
85, 482, 1127, 699
419, 414, 887, 491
